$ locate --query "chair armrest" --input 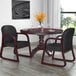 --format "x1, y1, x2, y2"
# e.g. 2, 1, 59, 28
45, 36, 62, 44
2, 34, 17, 47
45, 38, 56, 48
55, 35, 62, 43
44, 37, 62, 49
45, 37, 56, 43
16, 32, 30, 42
